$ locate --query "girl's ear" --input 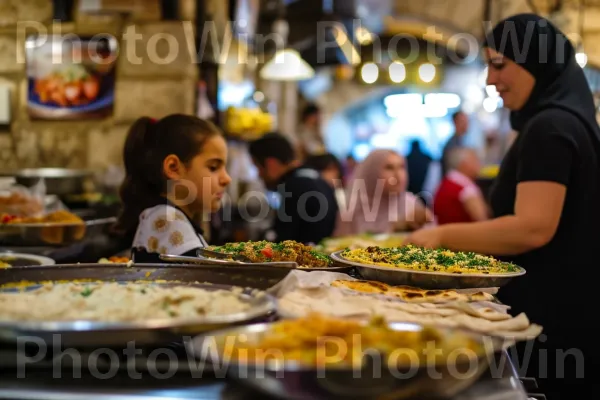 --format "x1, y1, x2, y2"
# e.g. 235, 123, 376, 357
163, 154, 184, 180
